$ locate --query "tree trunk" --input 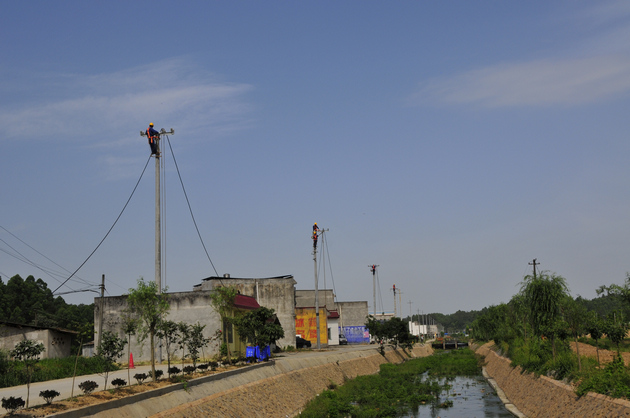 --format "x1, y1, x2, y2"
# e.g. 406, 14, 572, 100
150, 331, 156, 382
574, 334, 581, 371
